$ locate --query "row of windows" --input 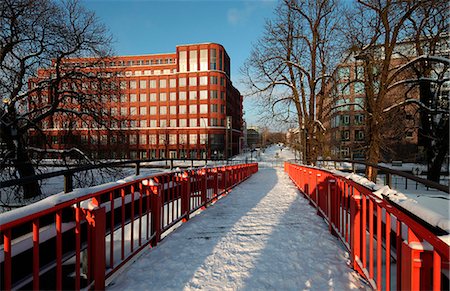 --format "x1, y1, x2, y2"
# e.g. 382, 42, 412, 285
77, 133, 208, 146
119, 76, 226, 89
44, 118, 226, 129
336, 130, 365, 141
115, 90, 223, 102
179, 49, 221, 73
331, 114, 364, 127
64, 58, 176, 68
112, 103, 225, 116
332, 98, 364, 112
